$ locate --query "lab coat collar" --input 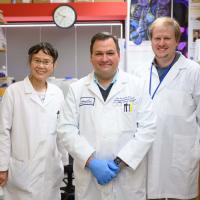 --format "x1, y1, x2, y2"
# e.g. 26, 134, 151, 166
24, 76, 35, 94
106, 70, 128, 102
24, 76, 55, 94
150, 51, 186, 71
85, 72, 105, 102
93, 70, 118, 89
23, 76, 57, 107
151, 52, 187, 94
85, 69, 128, 85
85, 69, 128, 103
